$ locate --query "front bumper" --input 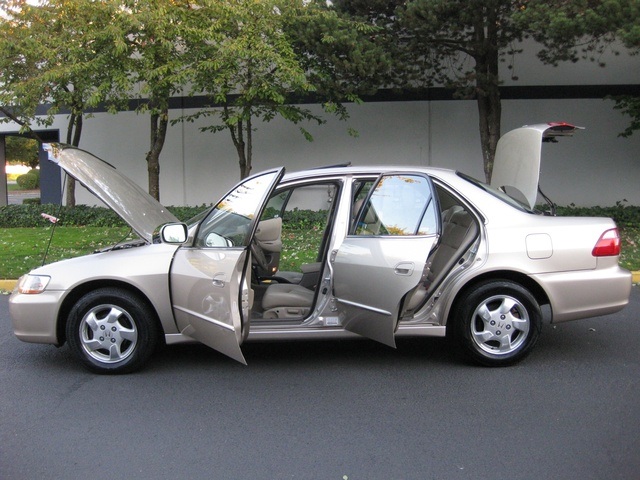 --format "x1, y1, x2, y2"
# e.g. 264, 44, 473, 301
9, 289, 66, 345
